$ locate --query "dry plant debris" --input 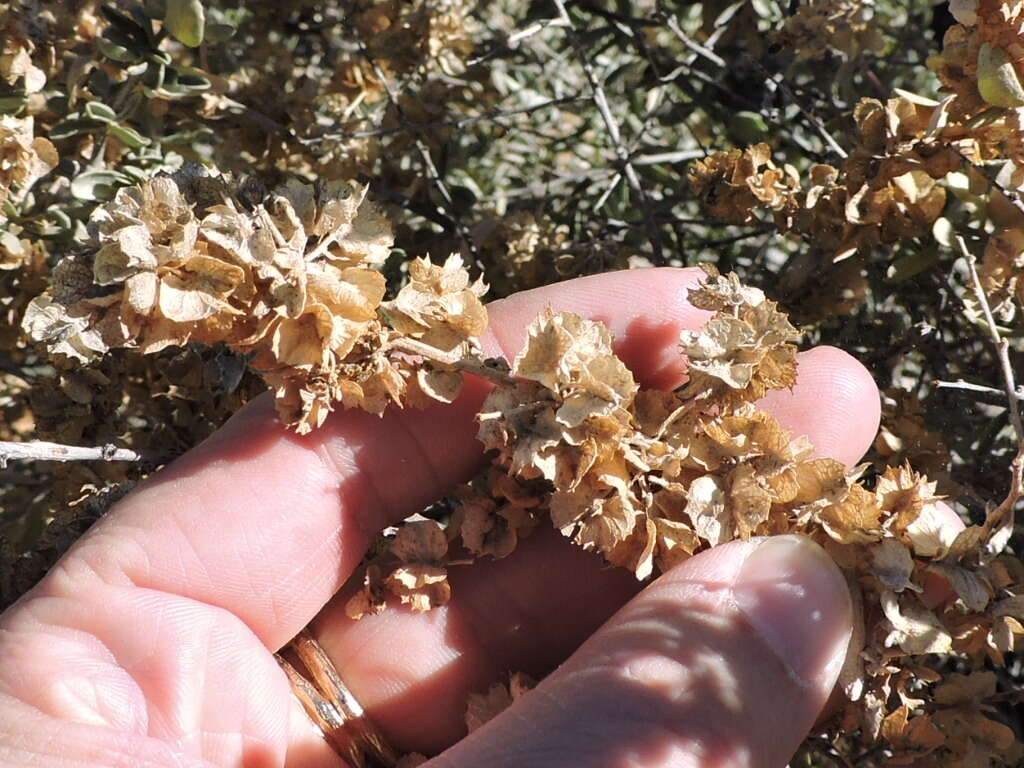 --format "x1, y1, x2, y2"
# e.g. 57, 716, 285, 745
690, 0, 1024, 329
21, 170, 490, 434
